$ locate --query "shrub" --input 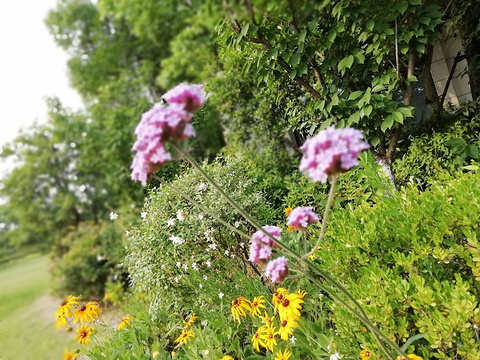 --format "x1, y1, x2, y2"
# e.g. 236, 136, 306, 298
50, 221, 125, 298
316, 169, 480, 359
124, 152, 279, 321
